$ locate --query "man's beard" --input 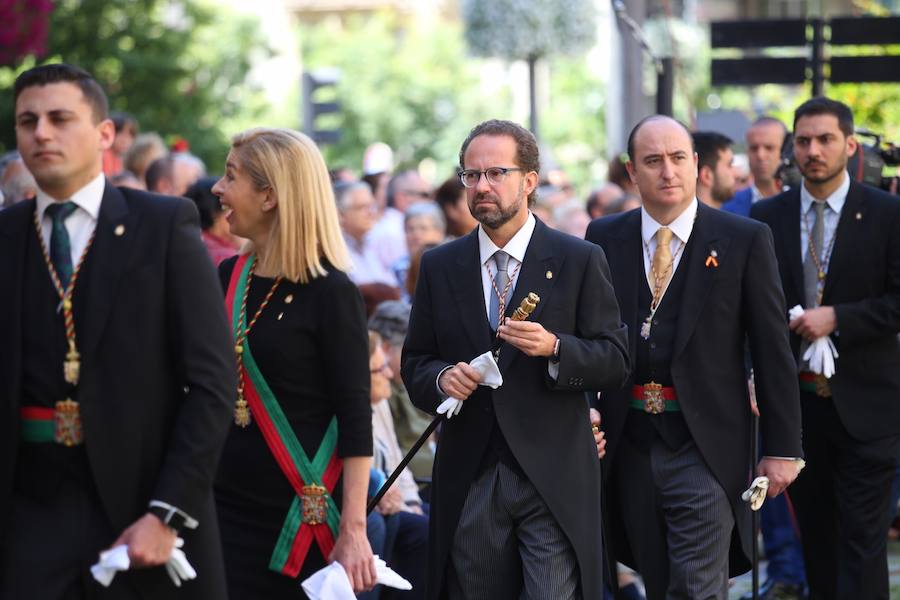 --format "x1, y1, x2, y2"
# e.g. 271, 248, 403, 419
471, 183, 525, 230
712, 178, 734, 204
800, 159, 846, 185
